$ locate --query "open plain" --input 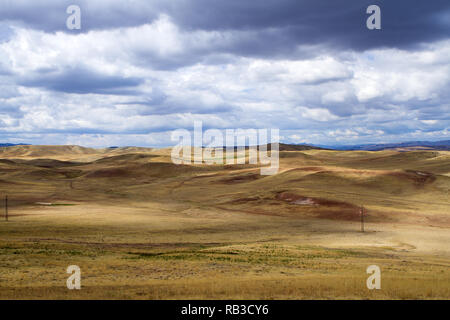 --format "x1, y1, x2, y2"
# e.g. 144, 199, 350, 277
0, 145, 448, 299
